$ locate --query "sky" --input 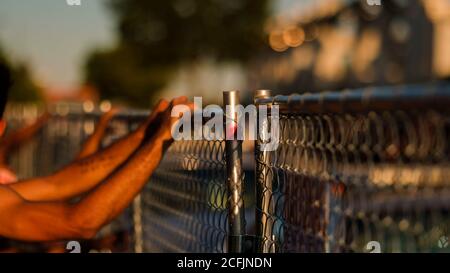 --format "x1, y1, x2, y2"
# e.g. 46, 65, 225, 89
0, 0, 115, 91
0, 0, 309, 92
